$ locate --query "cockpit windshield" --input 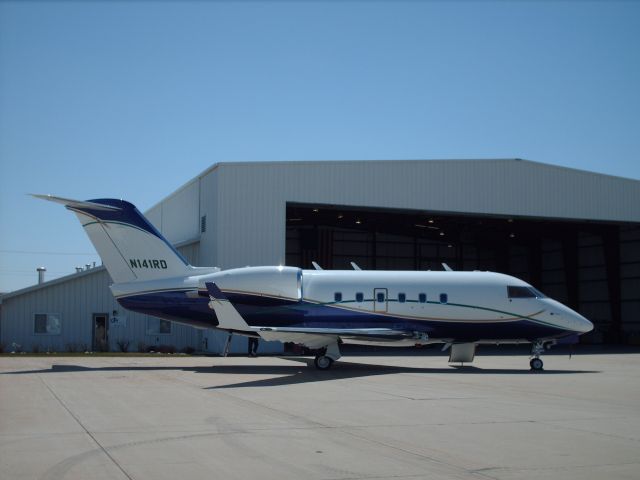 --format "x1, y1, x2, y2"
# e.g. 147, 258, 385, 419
529, 287, 547, 298
507, 286, 546, 299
